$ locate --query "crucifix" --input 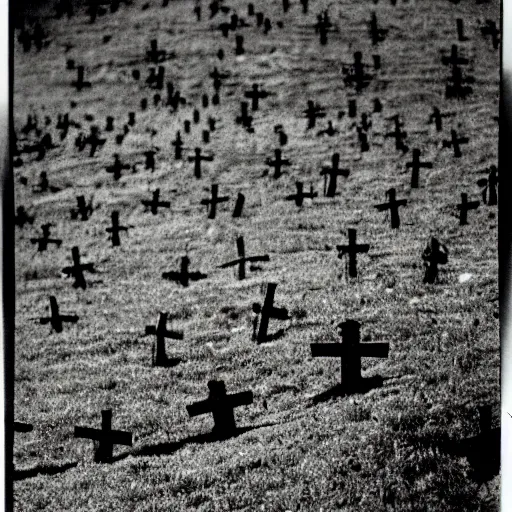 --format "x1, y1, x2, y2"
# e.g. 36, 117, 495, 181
336, 229, 369, 278
252, 283, 289, 343
30, 223, 62, 252
201, 184, 229, 219
141, 189, 171, 215
106, 211, 130, 246
244, 84, 271, 111
186, 380, 253, 439
265, 149, 291, 179
311, 319, 389, 395
303, 100, 326, 130
320, 153, 350, 197
145, 312, 184, 367
285, 182, 317, 207
456, 193, 480, 226
219, 236, 270, 280
162, 256, 207, 287
406, 148, 432, 188
442, 129, 469, 158
62, 246, 95, 290
75, 410, 132, 463
71, 66, 92, 91
40, 296, 79, 333
71, 195, 94, 221
106, 154, 130, 180
374, 188, 407, 229
422, 237, 448, 284
188, 148, 214, 179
